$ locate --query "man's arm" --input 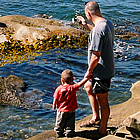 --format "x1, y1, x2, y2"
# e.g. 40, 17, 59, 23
85, 51, 101, 78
